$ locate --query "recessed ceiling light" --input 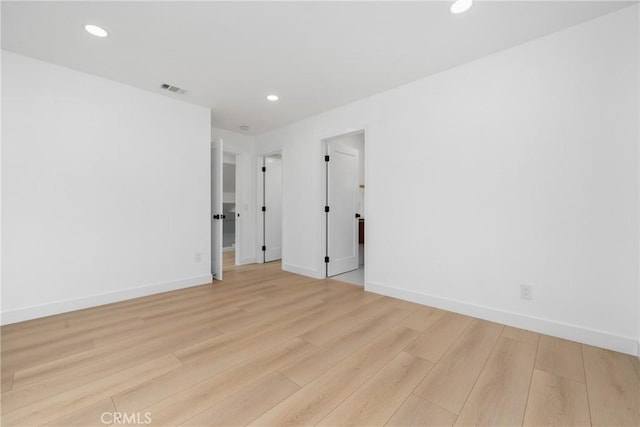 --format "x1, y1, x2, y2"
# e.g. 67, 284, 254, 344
84, 24, 109, 38
266, 95, 279, 101
450, 0, 473, 14
239, 125, 250, 131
